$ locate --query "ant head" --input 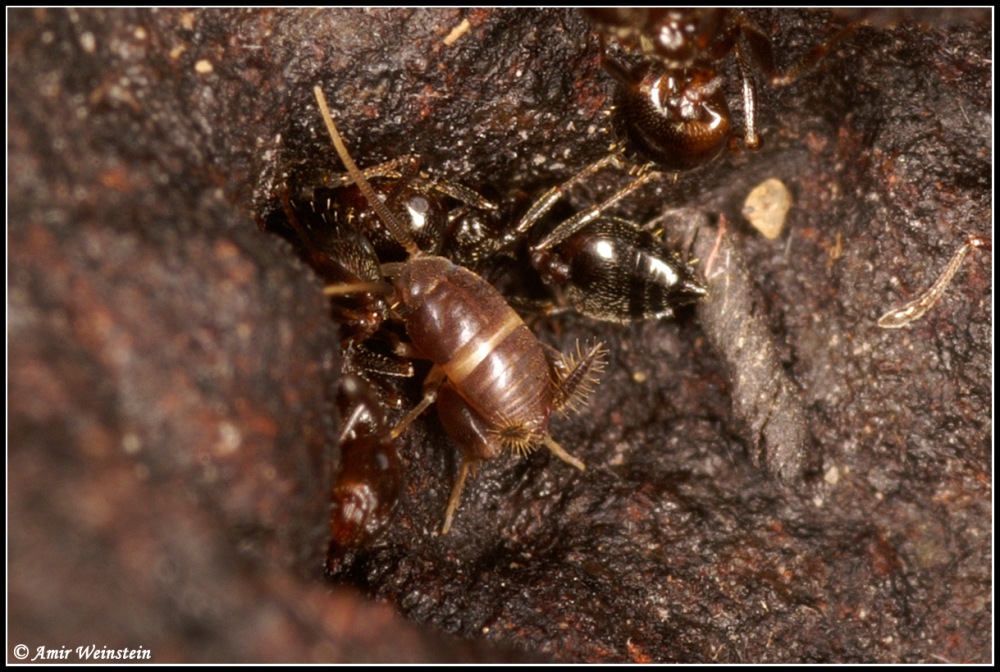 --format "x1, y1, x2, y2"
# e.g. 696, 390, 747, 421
585, 8, 733, 69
